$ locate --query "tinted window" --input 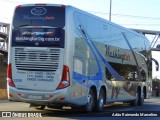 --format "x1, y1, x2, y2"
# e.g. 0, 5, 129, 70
106, 62, 138, 81
12, 6, 65, 47
13, 6, 65, 28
